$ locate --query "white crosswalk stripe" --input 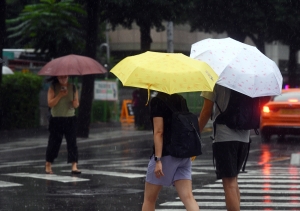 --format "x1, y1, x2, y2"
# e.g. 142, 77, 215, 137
4, 173, 89, 183
0, 181, 23, 187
